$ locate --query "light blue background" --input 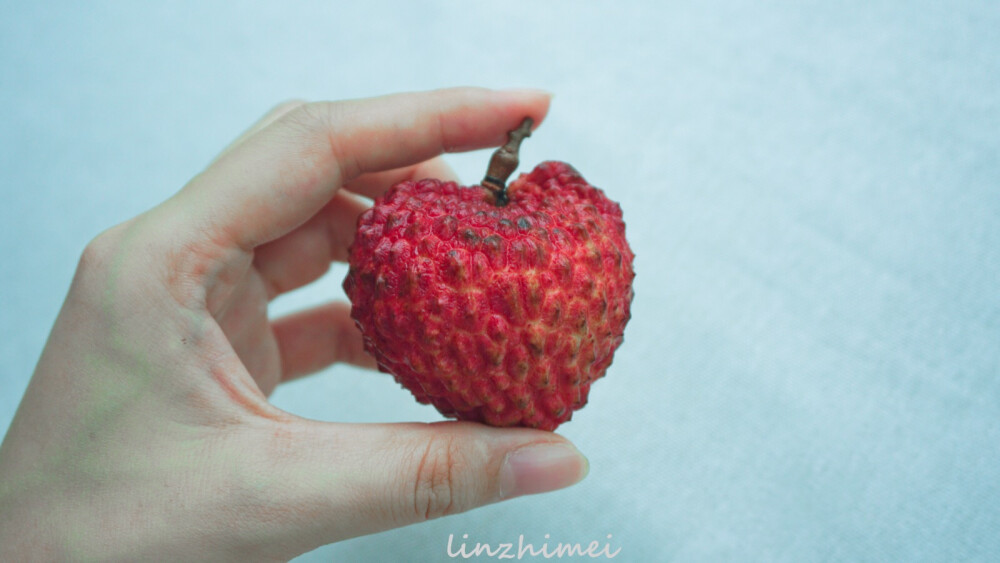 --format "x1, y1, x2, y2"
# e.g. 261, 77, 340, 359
2, 1, 999, 561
